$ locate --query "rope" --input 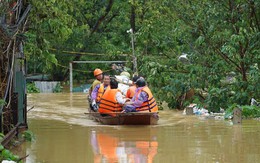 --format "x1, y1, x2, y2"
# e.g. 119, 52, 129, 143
49, 48, 128, 57
47, 59, 113, 73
